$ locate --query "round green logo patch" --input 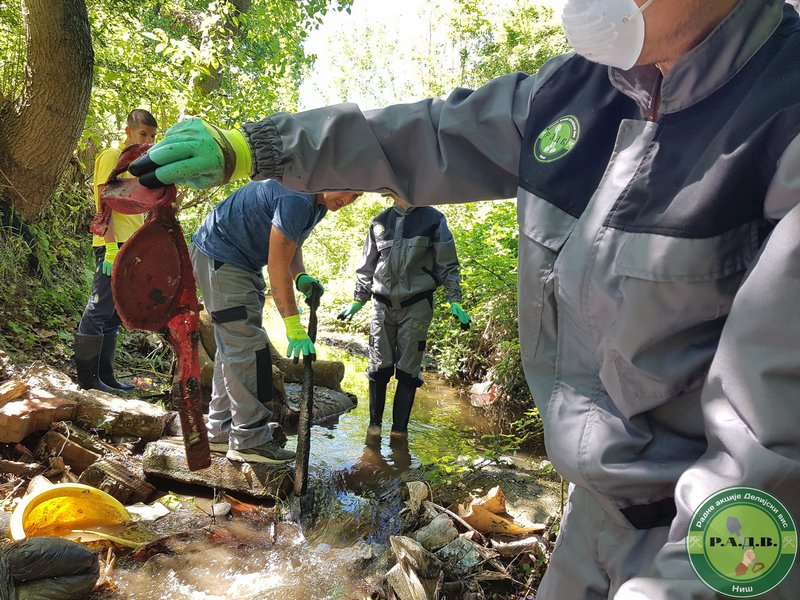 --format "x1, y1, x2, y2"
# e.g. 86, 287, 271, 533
688, 487, 797, 597
534, 115, 580, 163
